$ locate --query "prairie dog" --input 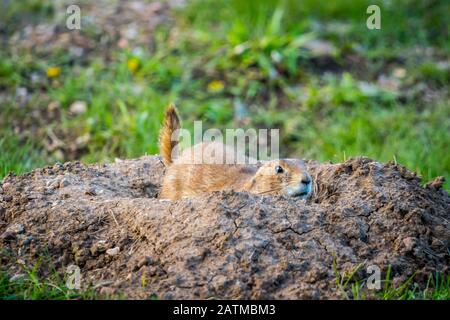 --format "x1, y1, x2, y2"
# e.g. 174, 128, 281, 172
158, 104, 312, 200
